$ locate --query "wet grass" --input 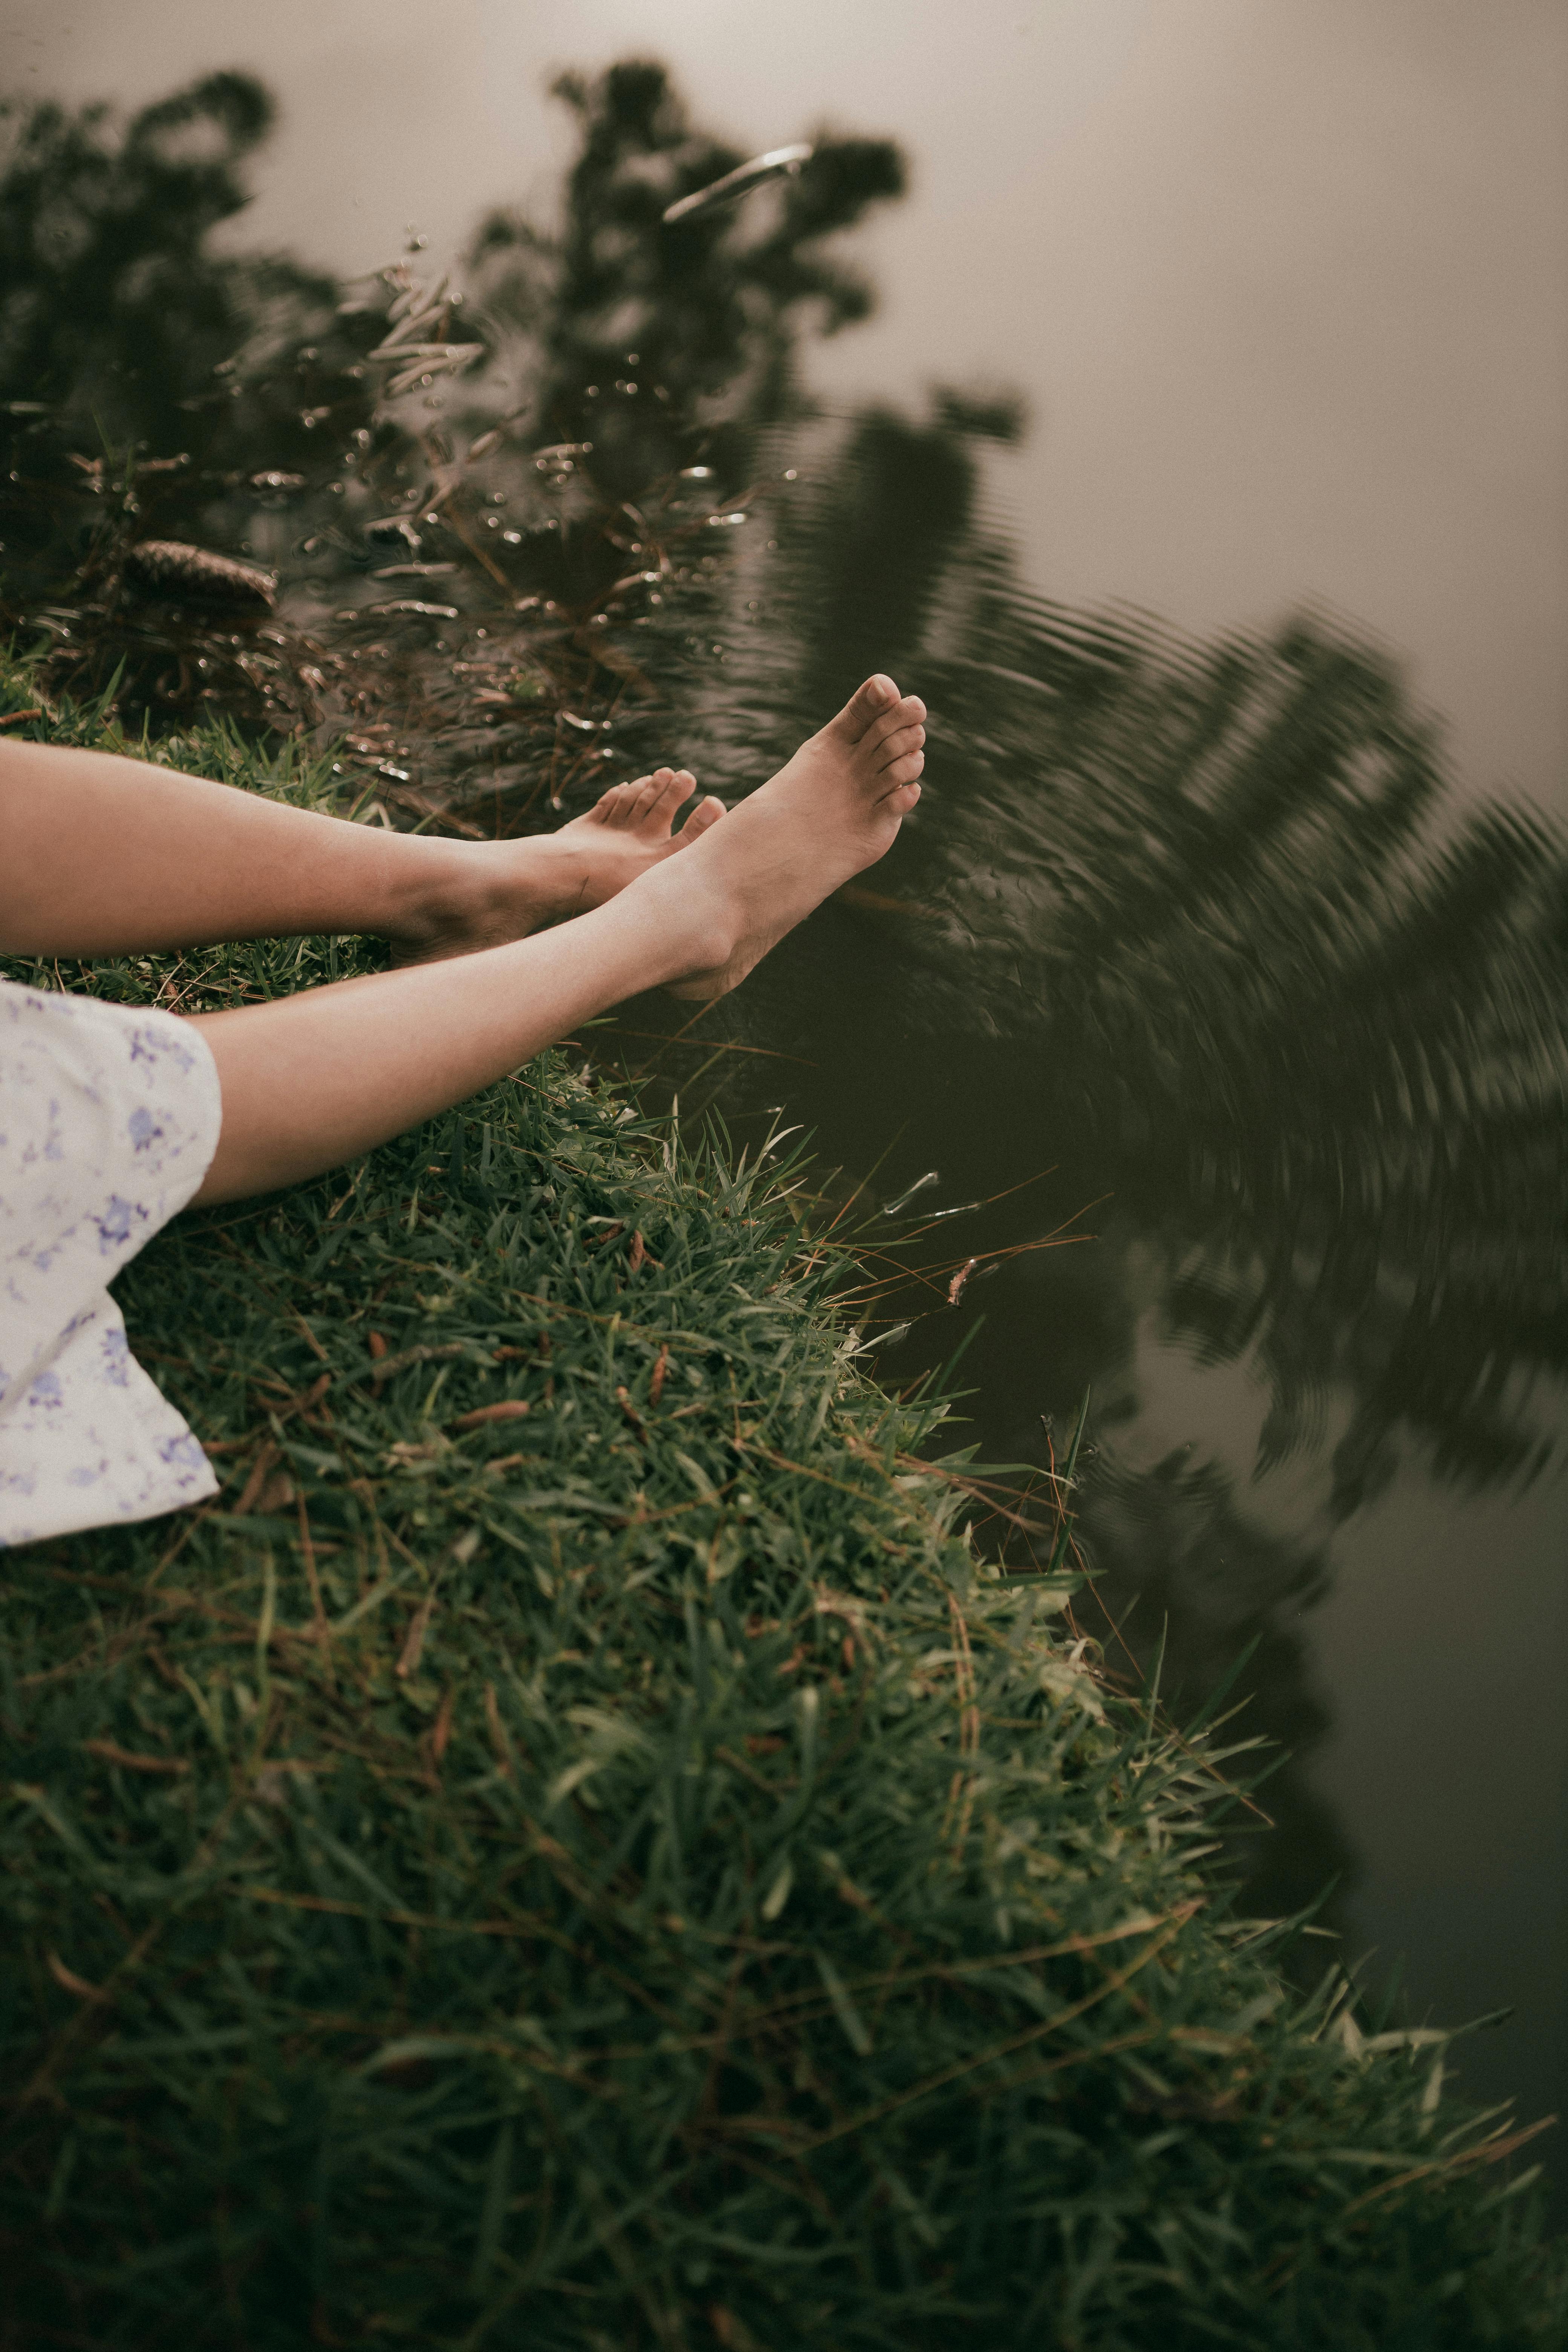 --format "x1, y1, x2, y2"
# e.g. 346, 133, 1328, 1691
2, 663, 1566, 2347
